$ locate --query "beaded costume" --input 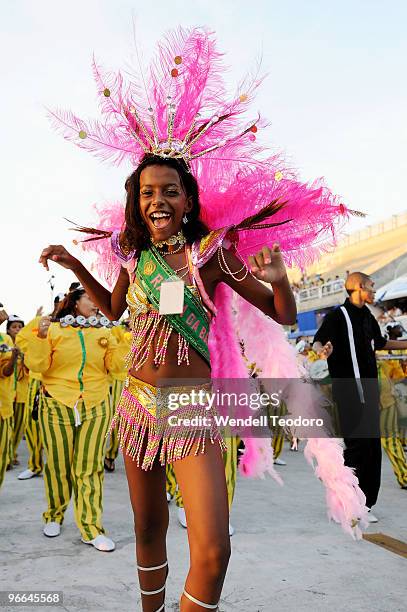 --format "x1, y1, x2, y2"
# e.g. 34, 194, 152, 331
110, 243, 226, 469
